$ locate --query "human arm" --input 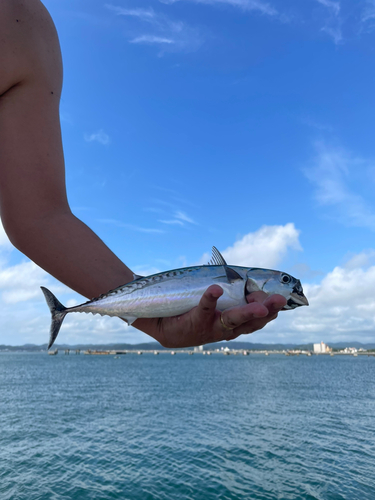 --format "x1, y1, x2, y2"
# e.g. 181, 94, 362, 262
0, 0, 135, 299
0, 0, 286, 347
